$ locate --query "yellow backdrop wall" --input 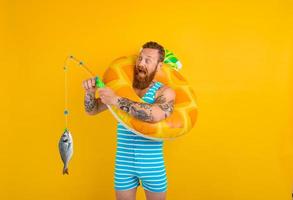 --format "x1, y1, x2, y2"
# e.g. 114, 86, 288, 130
0, 0, 292, 199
